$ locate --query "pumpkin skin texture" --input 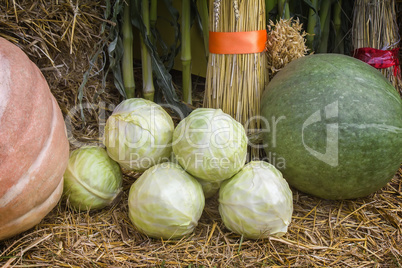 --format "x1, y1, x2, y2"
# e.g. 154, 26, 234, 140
0, 37, 69, 240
